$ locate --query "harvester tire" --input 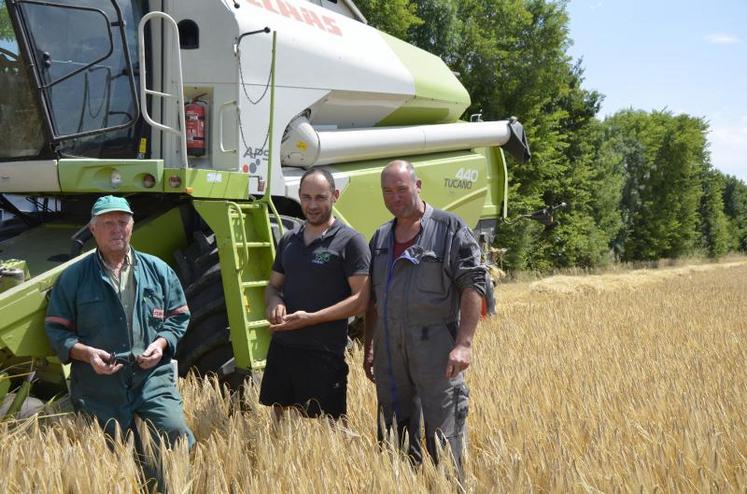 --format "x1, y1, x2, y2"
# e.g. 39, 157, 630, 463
175, 231, 232, 380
